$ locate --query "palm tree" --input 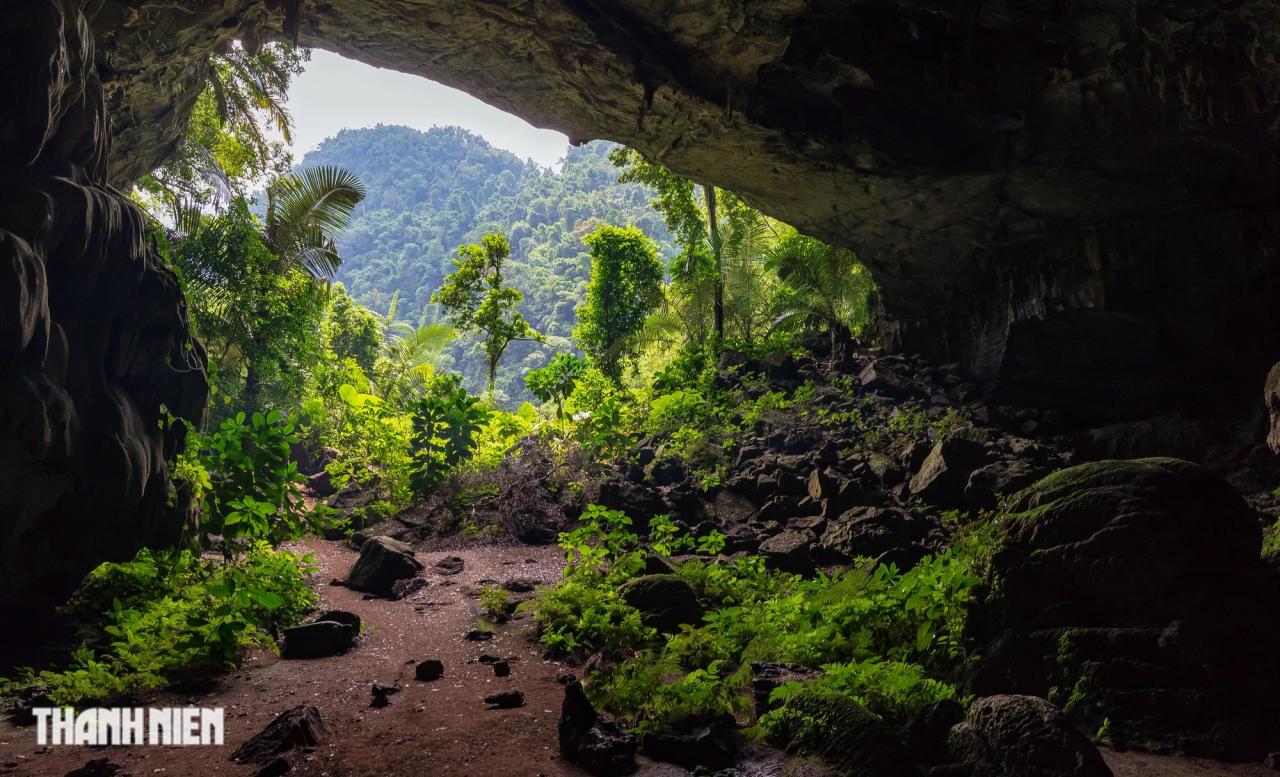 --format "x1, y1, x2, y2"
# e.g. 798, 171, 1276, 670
172, 165, 366, 412
765, 231, 875, 362
374, 322, 456, 403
